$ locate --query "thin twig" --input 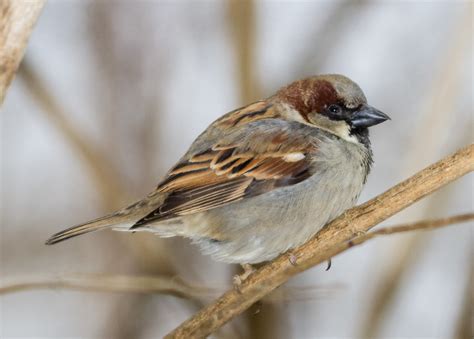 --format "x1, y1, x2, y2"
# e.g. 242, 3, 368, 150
346, 213, 474, 248
166, 144, 473, 338
0, 0, 46, 104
